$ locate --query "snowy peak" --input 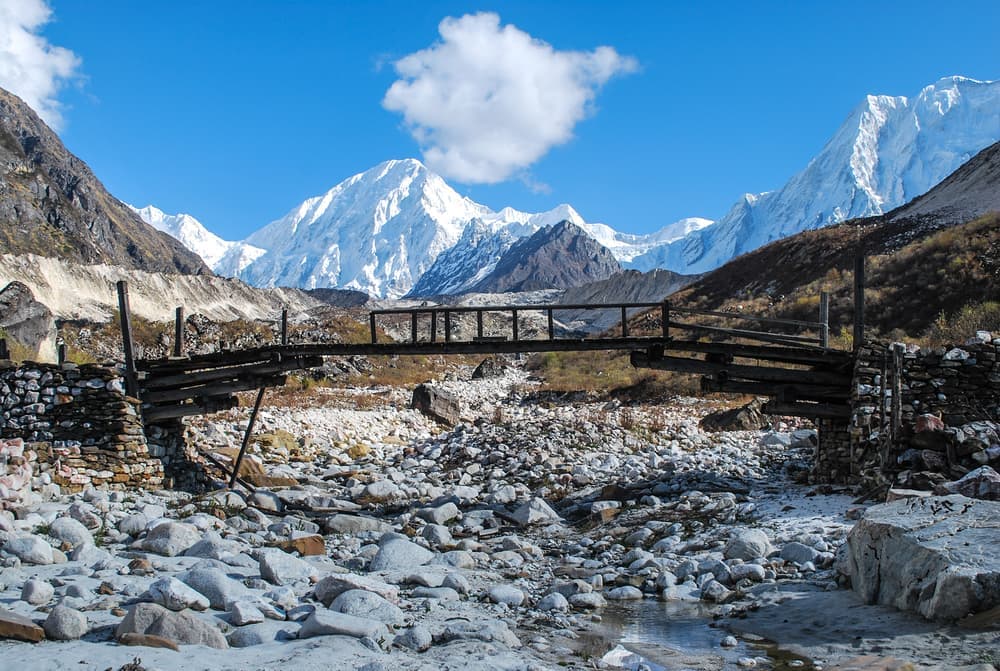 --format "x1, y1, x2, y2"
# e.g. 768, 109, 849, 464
129, 204, 265, 273
239, 159, 491, 297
